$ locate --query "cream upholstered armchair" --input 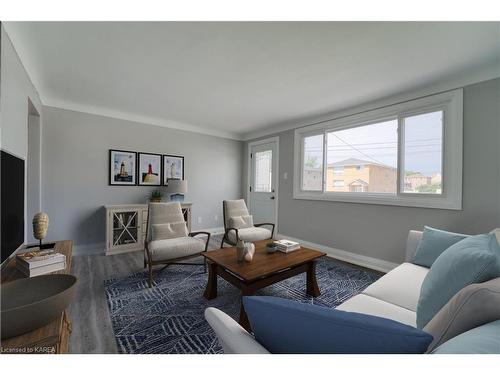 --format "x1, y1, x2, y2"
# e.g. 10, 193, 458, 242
220, 199, 275, 248
144, 202, 210, 287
